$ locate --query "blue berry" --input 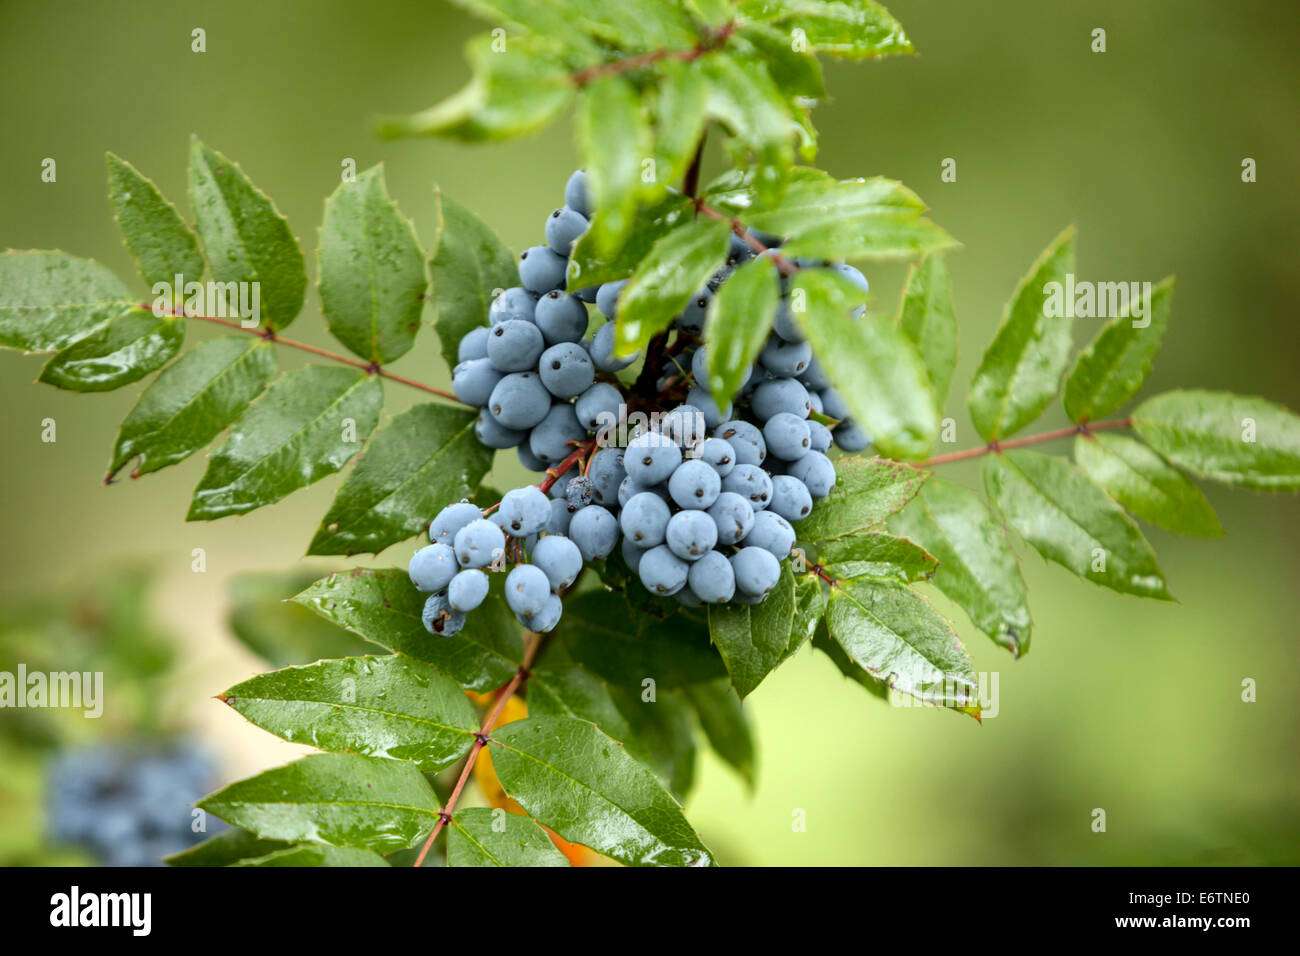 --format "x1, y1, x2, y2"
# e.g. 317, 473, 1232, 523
744, 510, 796, 558
488, 372, 551, 430
505, 564, 551, 619
489, 287, 538, 326
834, 420, 872, 452
618, 475, 668, 507
692, 346, 751, 394
624, 431, 682, 485
707, 491, 755, 545
454, 518, 506, 569
722, 463, 773, 510
674, 288, 711, 334
518, 245, 567, 294
534, 291, 589, 345
687, 551, 735, 604
685, 384, 732, 429
529, 403, 586, 463
590, 321, 638, 372
448, 569, 489, 612
788, 450, 836, 498
620, 491, 672, 547
638, 545, 688, 596
799, 357, 830, 391
409, 543, 458, 592
422, 592, 467, 636
476, 408, 527, 449
565, 169, 591, 218
731, 546, 781, 598
586, 448, 625, 504
759, 336, 812, 377
752, 378, 812, 421
773, 298, 803, 343
529, 592, 564, 632
696, 437, 737, 476
517, 442, 547, 472
621, 535, 647, 573
715, 420, 766, 465
763, 412, 812, 461
565, 475, 594, 510
539, 342, 595, 398
807, 420, 833, 453
430, 501, 483, 546
676, 585, 704, 607
819, 388, 850, 421
574, 382, 625, 431
665, 510, 718, 561
487, 319, 545, 372
807, 390, 824, 416
452, 358, 502, 407
499, 486, 551, 537
545, 497, 572, 535
595, 280, 627, 320
546, 205, 589, 255
667, 459, 721, 509
659, 404, 707, 450
532, 535, 583, 591
458, 326, 489, 362
769, 474, 814, 522
569, 504, 618, 560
